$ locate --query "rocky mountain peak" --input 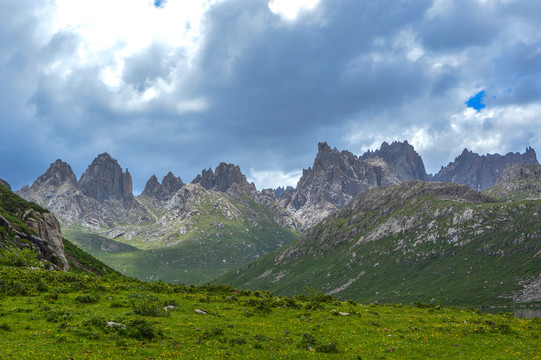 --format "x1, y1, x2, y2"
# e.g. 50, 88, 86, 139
161, 172, 184, 194
434, 147, 539, 191
192, 163, 255, 193
279, 142, 401, 228
78, 153, 133, 202
35, 159, 79, 189
361, 140, 428, 181
497, 163, 541, 184
141, 172, 184, 201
